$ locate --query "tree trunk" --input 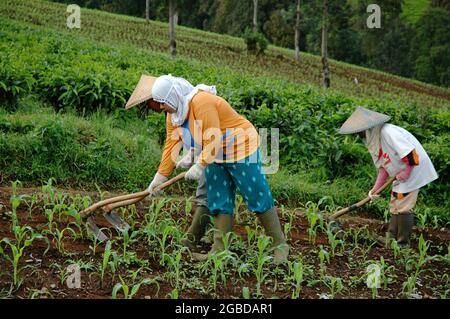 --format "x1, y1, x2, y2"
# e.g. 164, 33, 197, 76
253, 0, 258, 32
145, 0, 149, 21
294, 0, 301, 61
321, 0, 330, 88
169, 0, 177, 57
